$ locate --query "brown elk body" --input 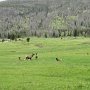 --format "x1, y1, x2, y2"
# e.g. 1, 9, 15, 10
18, 57, 21, 60
25, 53, 35, 60
35, 53, 38, 59
56, 58, 60, 61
